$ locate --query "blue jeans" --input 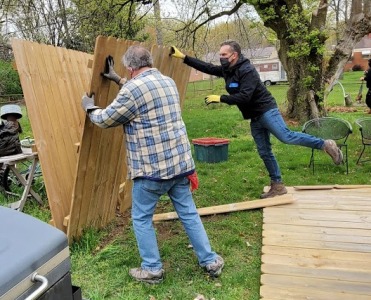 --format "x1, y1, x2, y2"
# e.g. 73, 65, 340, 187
250, 108, 324, 182
132, 177, 217, 271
